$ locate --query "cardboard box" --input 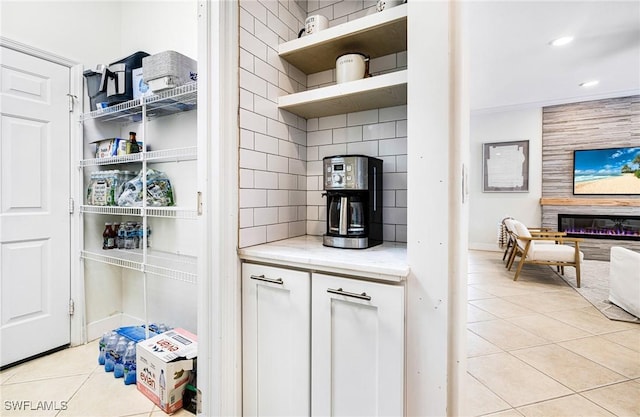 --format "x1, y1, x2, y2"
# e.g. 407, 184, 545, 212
133, 67, 152, 100
92, 138, 121, 158
136, 328, 197, 414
